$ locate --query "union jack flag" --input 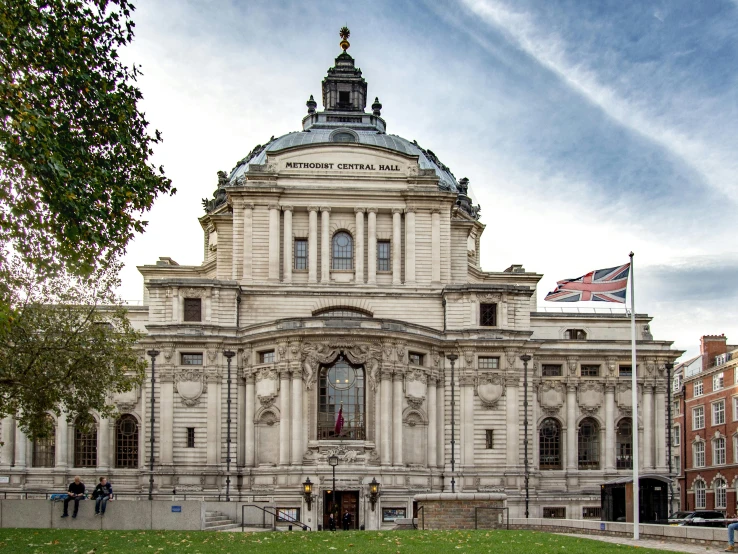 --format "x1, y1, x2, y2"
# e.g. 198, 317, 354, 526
544, 263, 630, 303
